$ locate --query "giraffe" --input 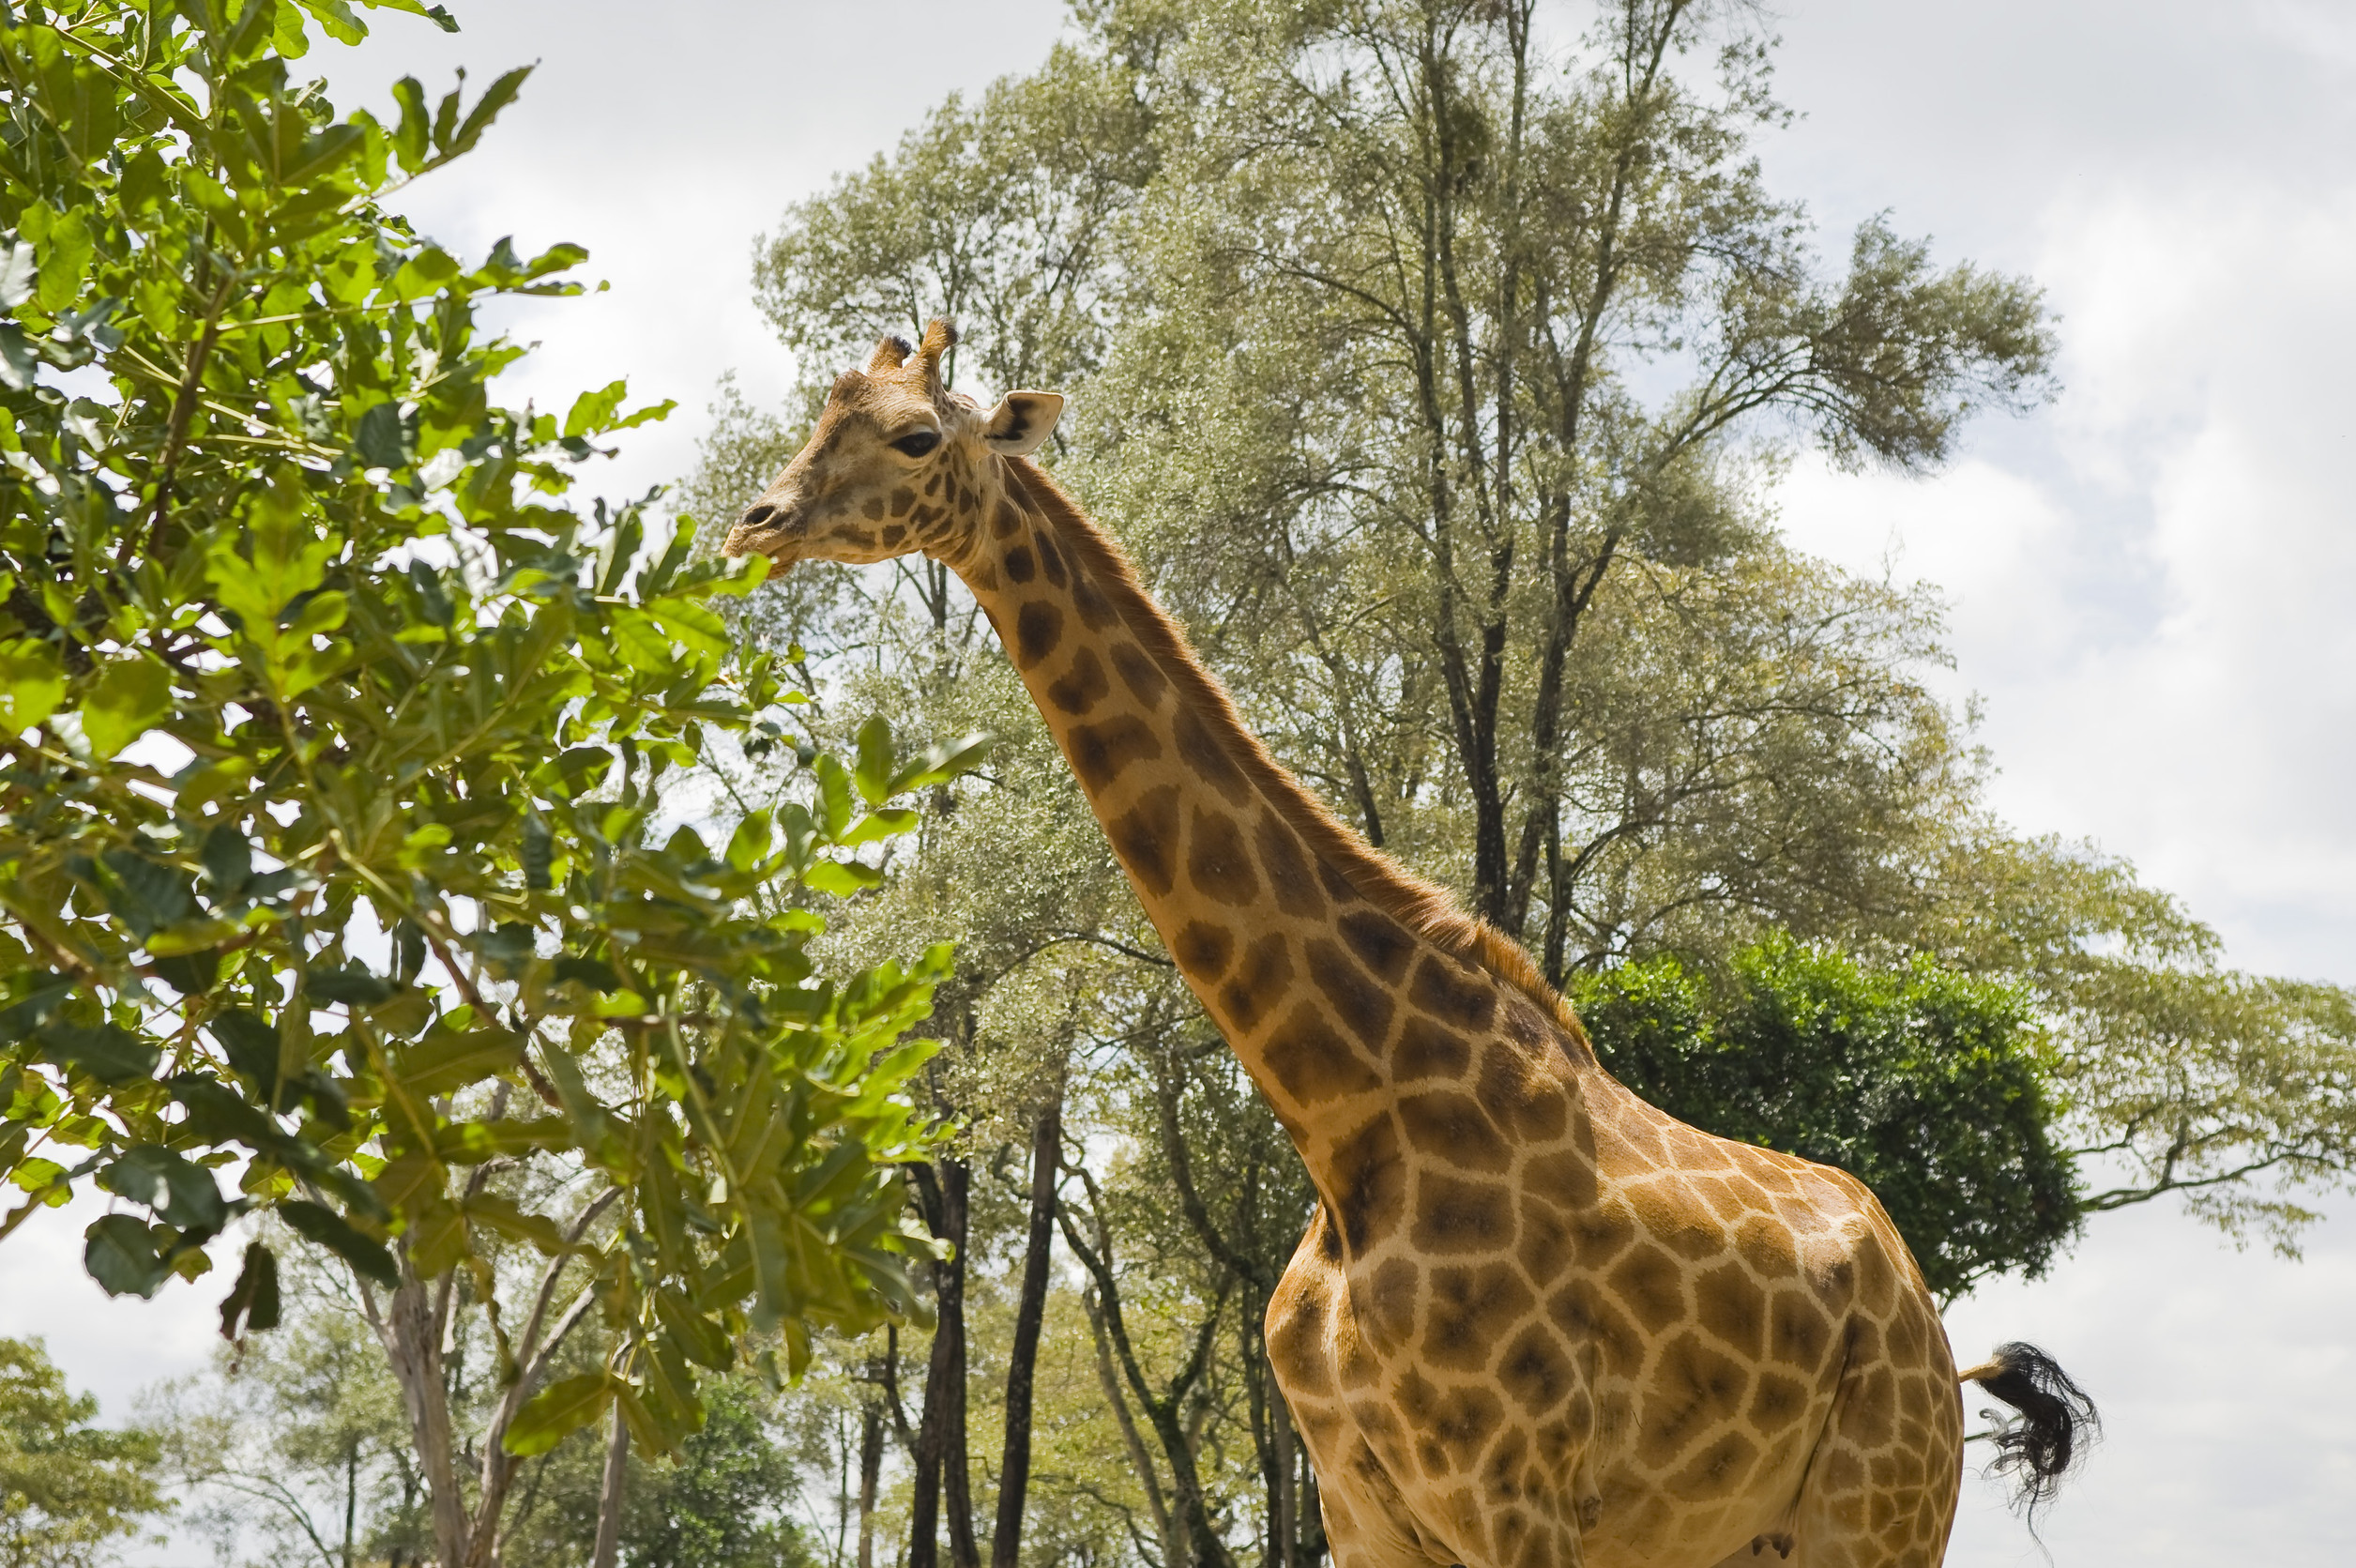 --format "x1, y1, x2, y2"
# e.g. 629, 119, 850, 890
722, 322, 2095, 1568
